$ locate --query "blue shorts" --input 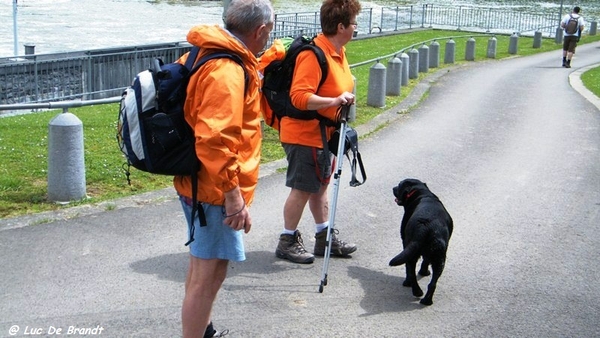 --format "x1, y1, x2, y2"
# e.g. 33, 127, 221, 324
179, 197, 245, 262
